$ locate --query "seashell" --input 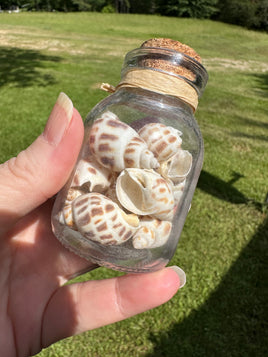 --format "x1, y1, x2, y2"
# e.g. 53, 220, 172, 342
88, 111, 159, 172
105, 182, 122, 208
132, 217, 172, 249
72, 192, 140, 245
71, 156, 113, 193
158, 149, 192, 184
61, 205, 75, 228
138, 123, 182, 162
66, 187, 85, 204
170, 179, 186, 205
59, 188, 84, 228
116, 168, 175, 221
